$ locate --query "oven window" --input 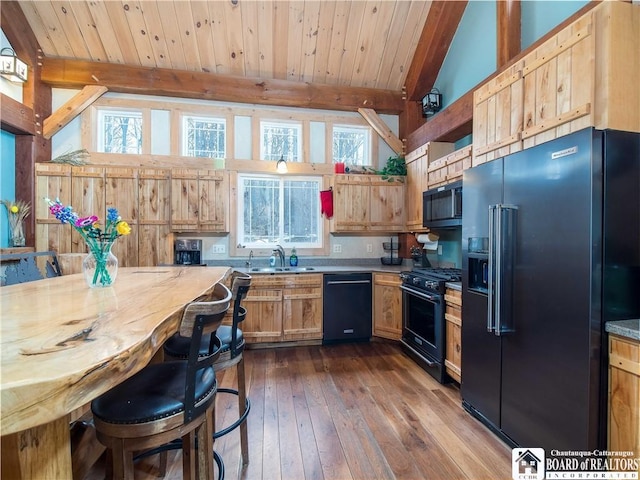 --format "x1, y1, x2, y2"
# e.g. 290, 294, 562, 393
405, 292, 437, 348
